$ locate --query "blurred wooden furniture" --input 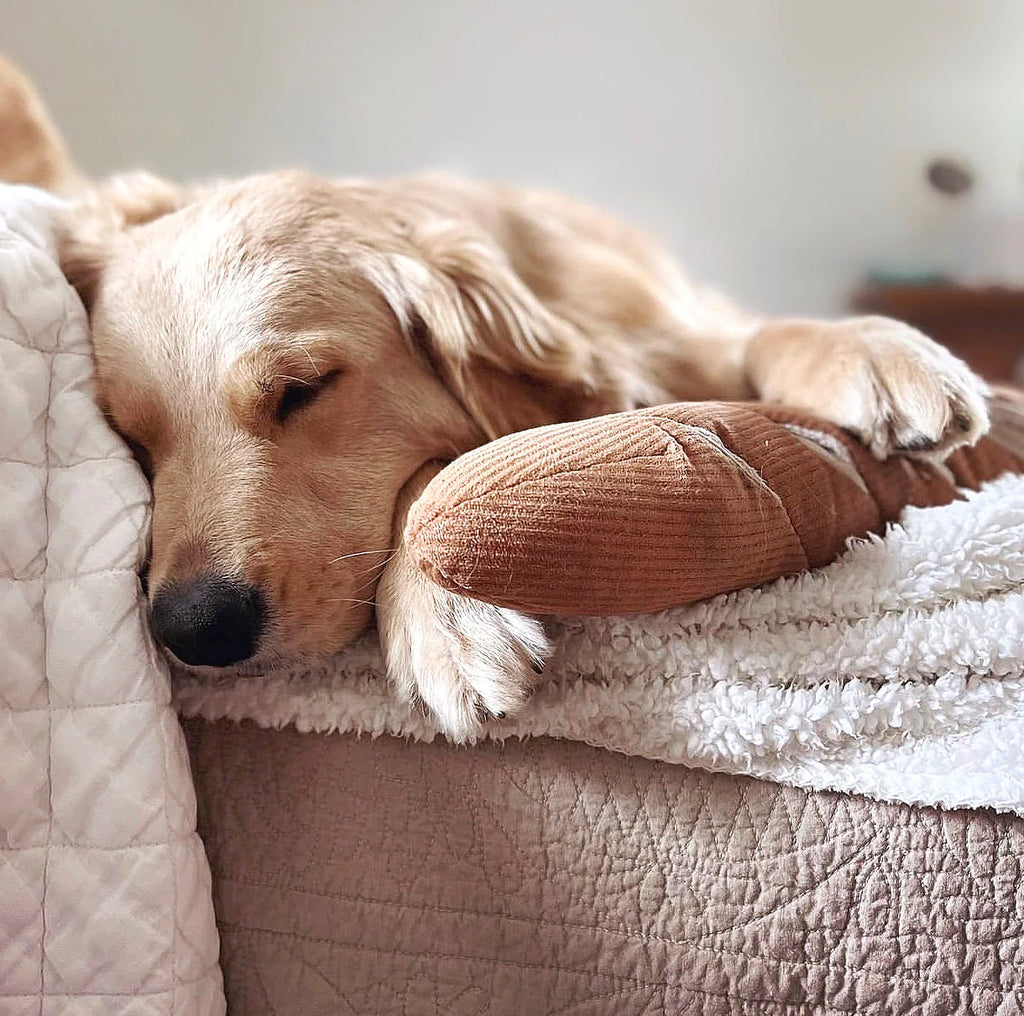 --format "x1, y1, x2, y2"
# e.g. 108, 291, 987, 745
852, 284, 1024, 384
